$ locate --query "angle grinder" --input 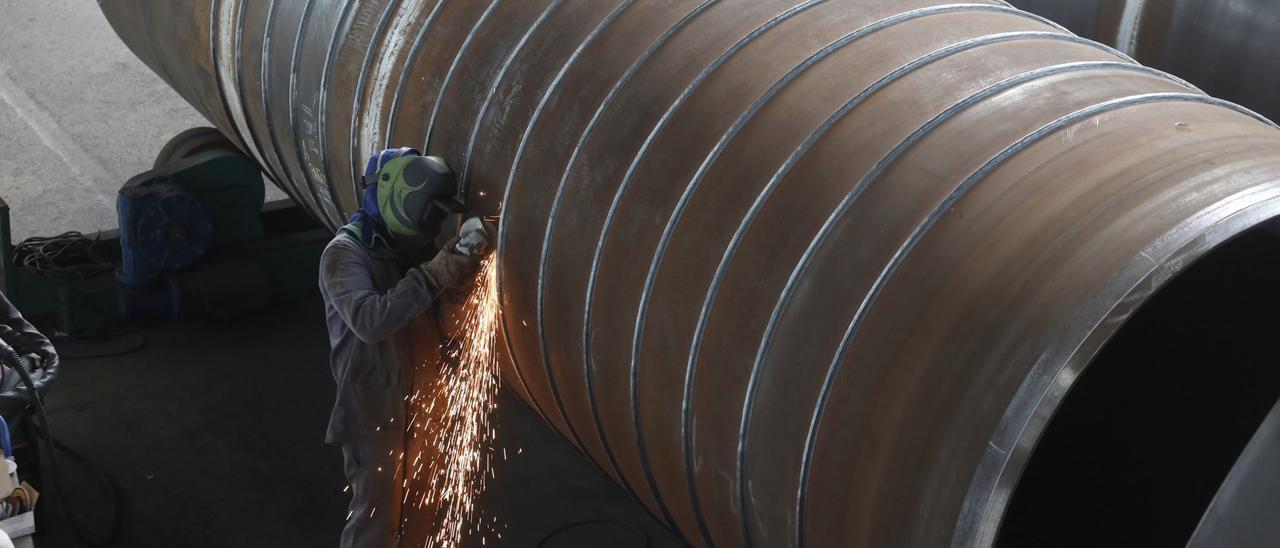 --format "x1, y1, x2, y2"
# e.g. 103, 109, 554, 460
453, 216, 499, 257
